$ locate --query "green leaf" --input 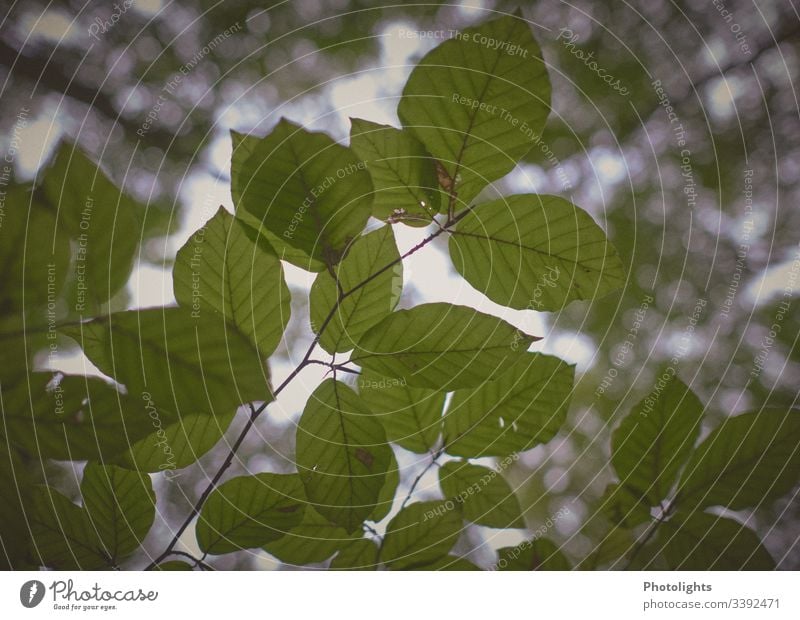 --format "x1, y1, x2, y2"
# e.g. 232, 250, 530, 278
353, 303, 539, 390
330, 538, 379, 570
611, 378, 704, 506
236, 119, 373, 266
0, 443, 33, 569
230, 130, 324, 272
599, 483, 651, 529
413, 556, 480, 570
1, 373, 155, 462
155, 561, 194, 570
580, 526, 636, 570
656, 513, 775, 570
263, 506, 355, 565
496, 538, 571, 570
677, 409, 800, 510
0, 184, 70, 315
360, 370, 444, 453
310, 225, 400, 353
119, 410, 236, 473
173, 207, 291, 357
196, 473, 306, 555
443, 353, 573, 457
370, 447, 399, 522
439, 460, 524, 528
43, 143, 141, 312
28, 487, 105, 569
295, 380, 392, 533
349, 118, 441, 226
380, 501, 463, 569
398, 13, 551, 204
81, 464, 155, 562
62, 307, 270, 417
449, 195, 625, 311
